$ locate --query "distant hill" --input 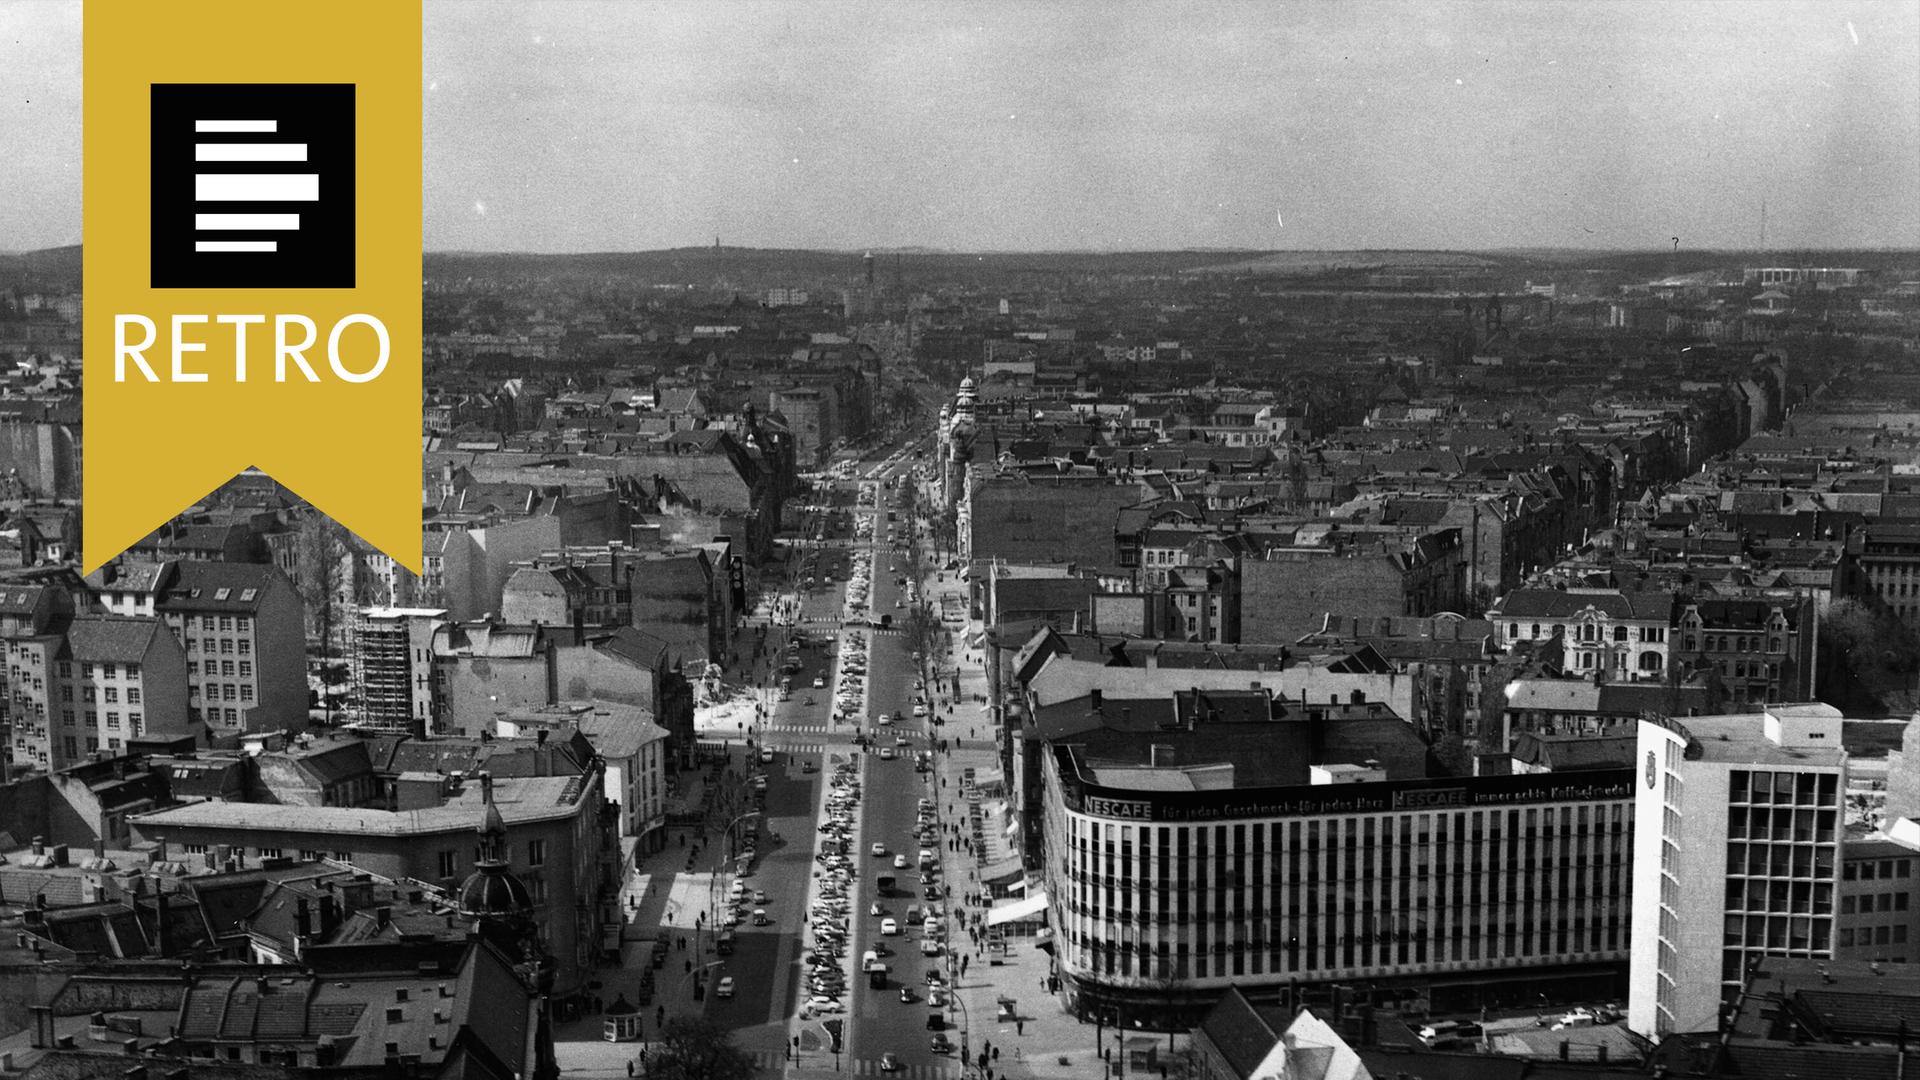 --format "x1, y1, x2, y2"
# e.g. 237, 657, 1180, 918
1548, 249, 1920, 276
1181, 249, 1520, 275
7, 243, 1915, 286
422, 247, 1278, 282
0, 245, 82, 280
